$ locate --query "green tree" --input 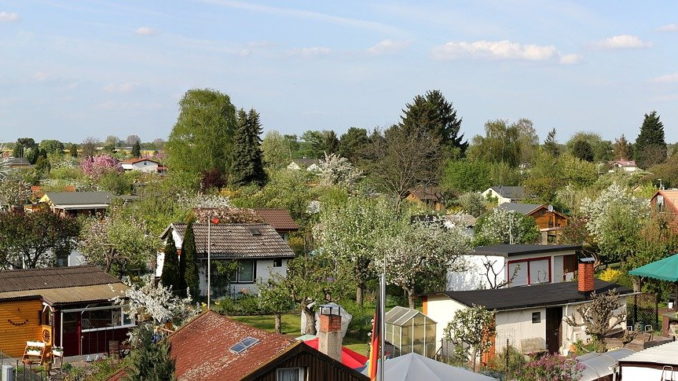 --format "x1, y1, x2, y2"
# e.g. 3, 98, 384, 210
0, 210, 80, 269
543, 128, 560, 157
338, 127, 369, 162
467, 120, 522, 167
39, 139, 64, 155
399, 90, 467, 155
315, 197, 404, 306
166, 89, 237, 176
572, 140, 594, 162
230, 108, 267, 186
635, 111, 667, 168
322, 130, 340, 154
81, 138, 97, 158
126, 326, 176, 381
566, 132, 612, 162
262, 130, 292, 169
442, 159, 492, 192
181, 222, 200, 300
12, 138, 40, 164
131, 140, 142, 158
258, 276, 296, 333
298, 130, 326, 158
161, 234, 181, 294
458, 192, 487, 217
444, 305, 495, 371
68, 143, 78, 158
